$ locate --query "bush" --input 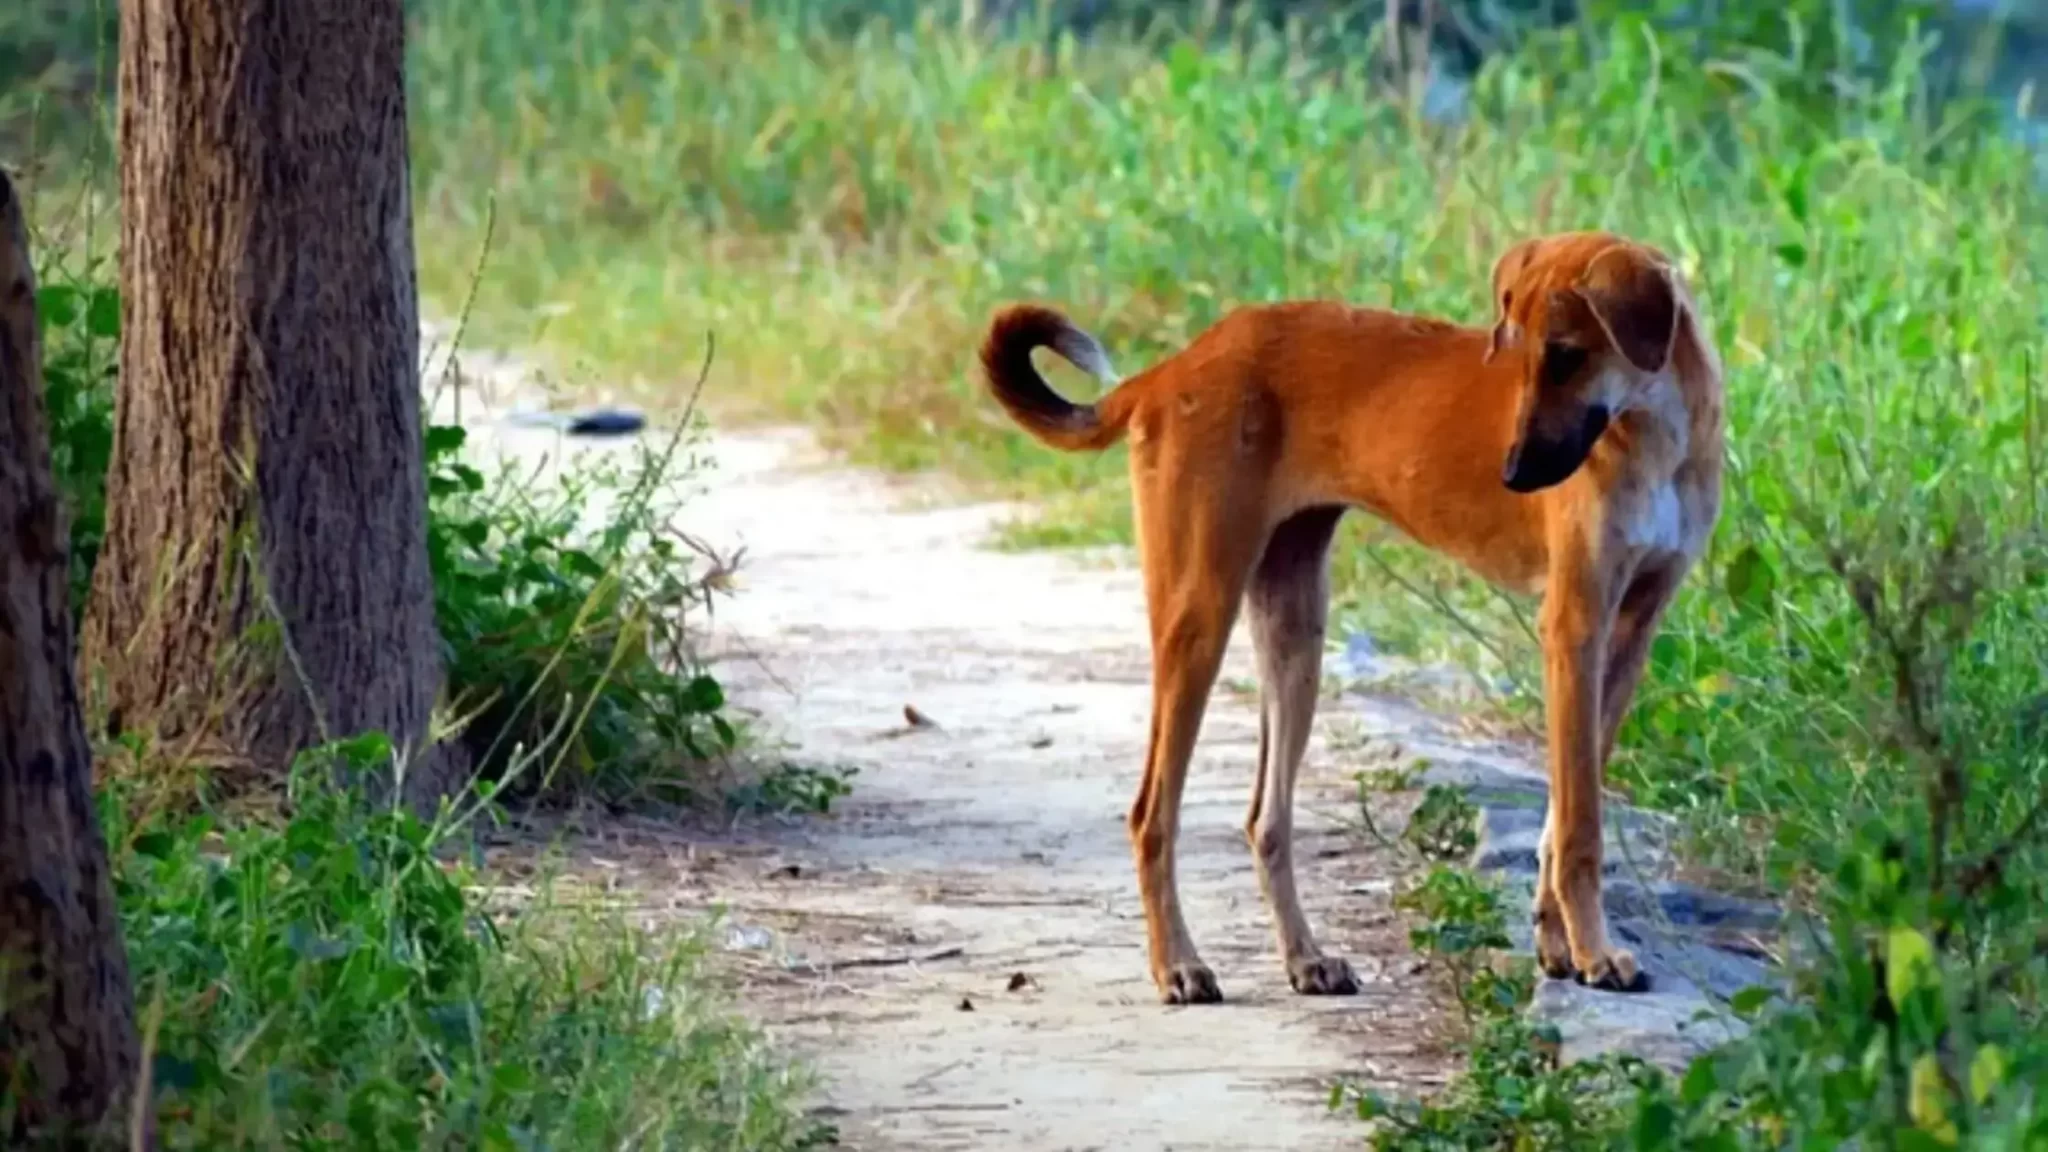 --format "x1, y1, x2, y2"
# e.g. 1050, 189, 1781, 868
422, 354, 742, 803
28, 243, 750, 805
33, 263, 116, 613
98, 734, 825, 1149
